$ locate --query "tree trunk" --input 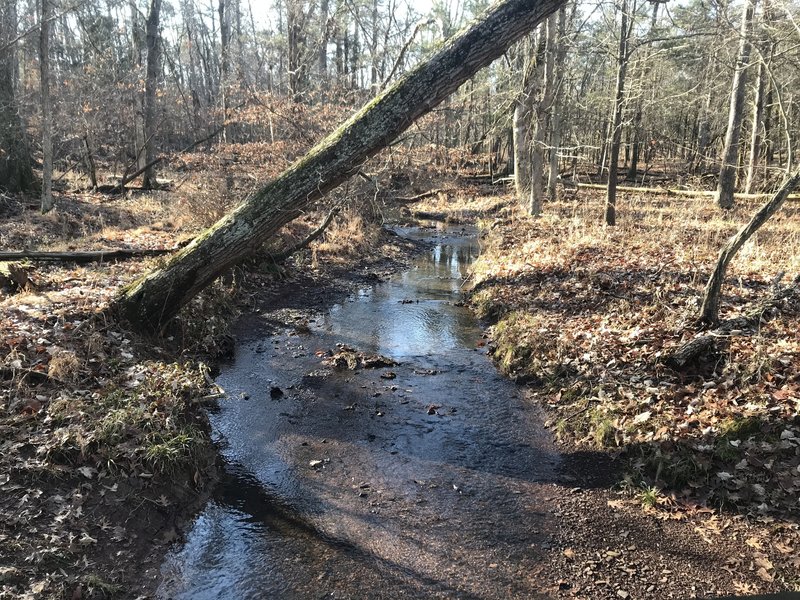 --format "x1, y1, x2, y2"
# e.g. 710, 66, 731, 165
530, 14, 557, 216
142, 0, 163, 190
370, 0, 379, 89
546, 6, 566, 202
626, 2, 659, 183
117, 0, 565, 333
699, 168, 800, 326
319, 0, 329, 79
715, 0, 757, 209
605, 0, 629, 226
0, 0, 34, 194
513, 39, 534, 202
40, 0, 54, 213
83, 134, 98, 189
218, 0, 230, 143
744, 57, 766, 194
130, 1, 147, 173
745, 2, 774, 193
